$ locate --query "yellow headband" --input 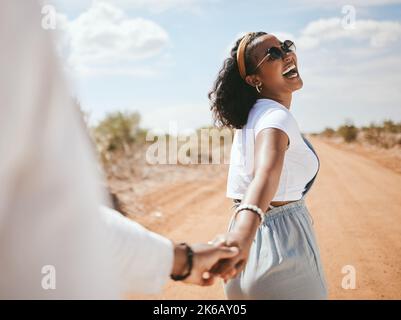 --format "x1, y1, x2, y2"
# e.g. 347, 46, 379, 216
236, 32, 254, 80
